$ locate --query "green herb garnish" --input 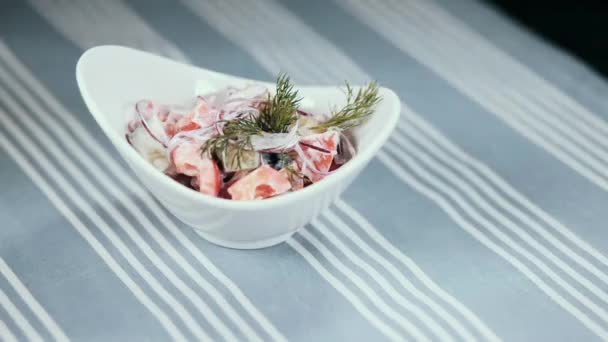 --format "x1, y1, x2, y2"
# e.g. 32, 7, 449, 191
203, 73, 300, 166
202, 75, 380, 171
202, 113, 261, 167
314, 81, 381, 131
257, 73, 301, 133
